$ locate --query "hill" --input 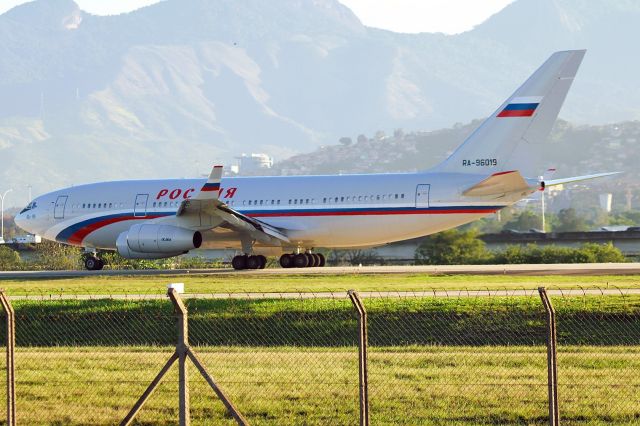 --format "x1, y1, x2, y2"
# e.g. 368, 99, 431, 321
1, 0, 639, 206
